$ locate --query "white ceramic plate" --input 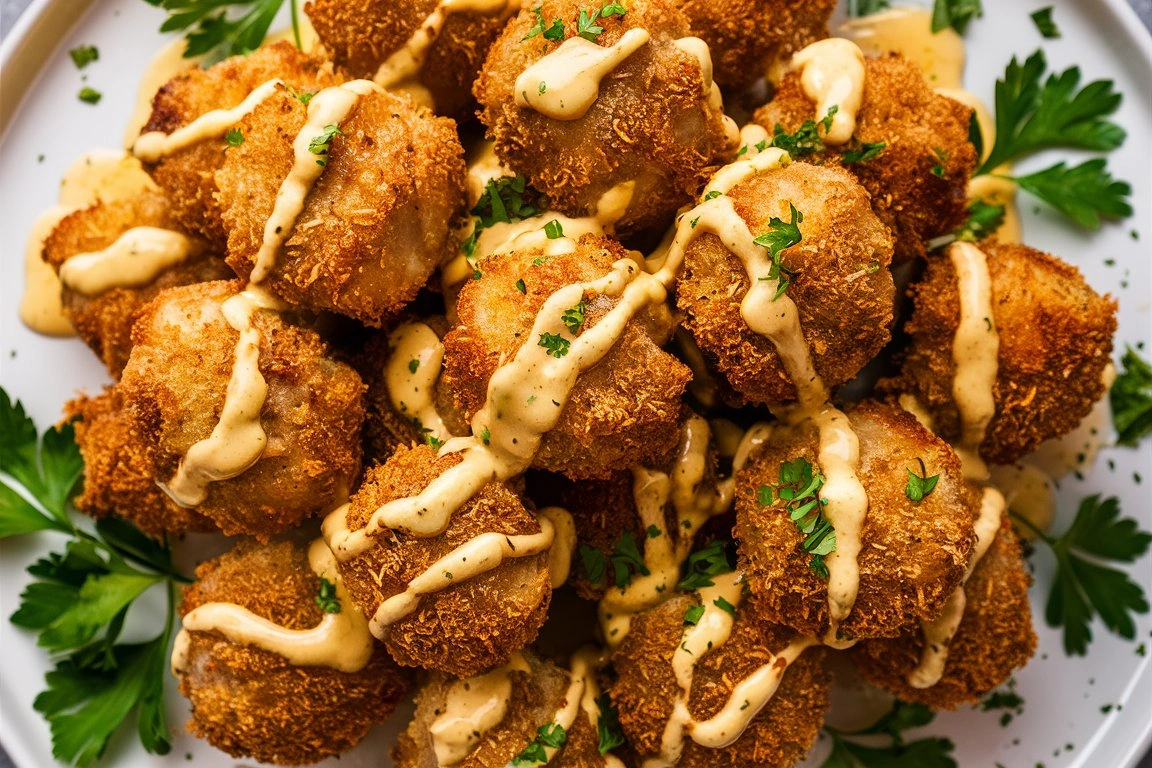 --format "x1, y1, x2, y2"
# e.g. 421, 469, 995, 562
1, 1, 1150, 767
